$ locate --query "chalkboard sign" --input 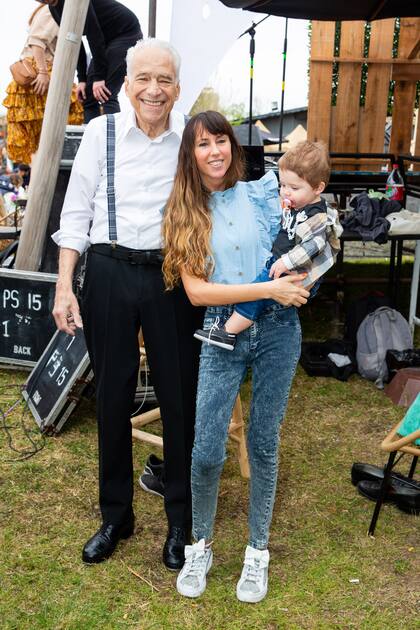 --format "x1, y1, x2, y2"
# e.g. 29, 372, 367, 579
22, 327, 92, 433
0, 268, 57, 367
